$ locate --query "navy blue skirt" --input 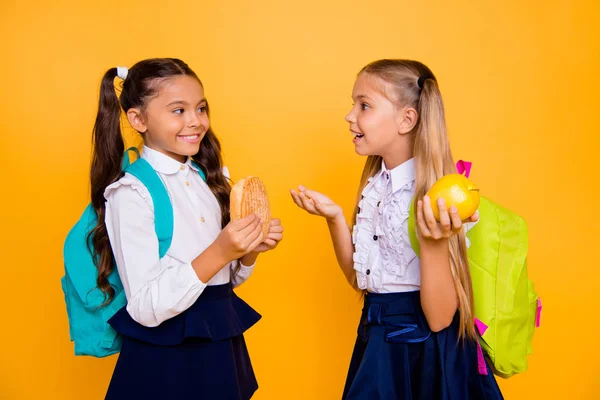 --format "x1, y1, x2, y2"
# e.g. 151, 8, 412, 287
342, 291, 504, 400
105, 283, 261, 400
